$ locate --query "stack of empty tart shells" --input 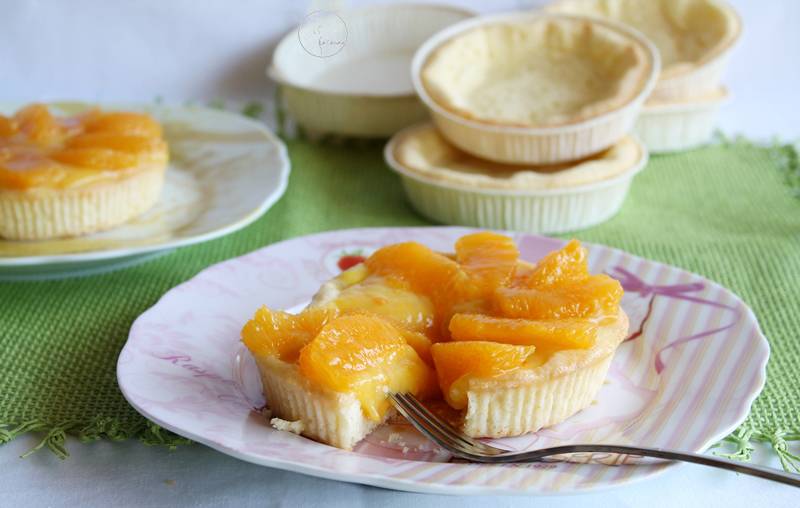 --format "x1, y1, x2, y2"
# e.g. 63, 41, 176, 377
384, 12, 660, 234
546, 0, 742, 153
